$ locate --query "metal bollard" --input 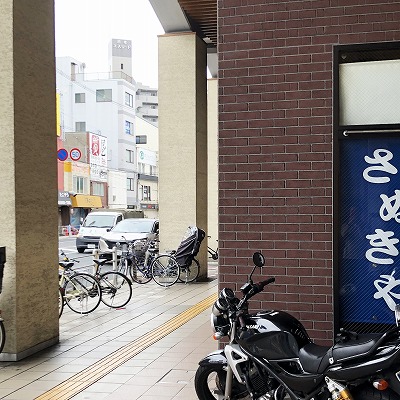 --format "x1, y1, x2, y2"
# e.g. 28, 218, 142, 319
112, 247, 117, 271
0, 247, 5, 294
92, 249, 99, 275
